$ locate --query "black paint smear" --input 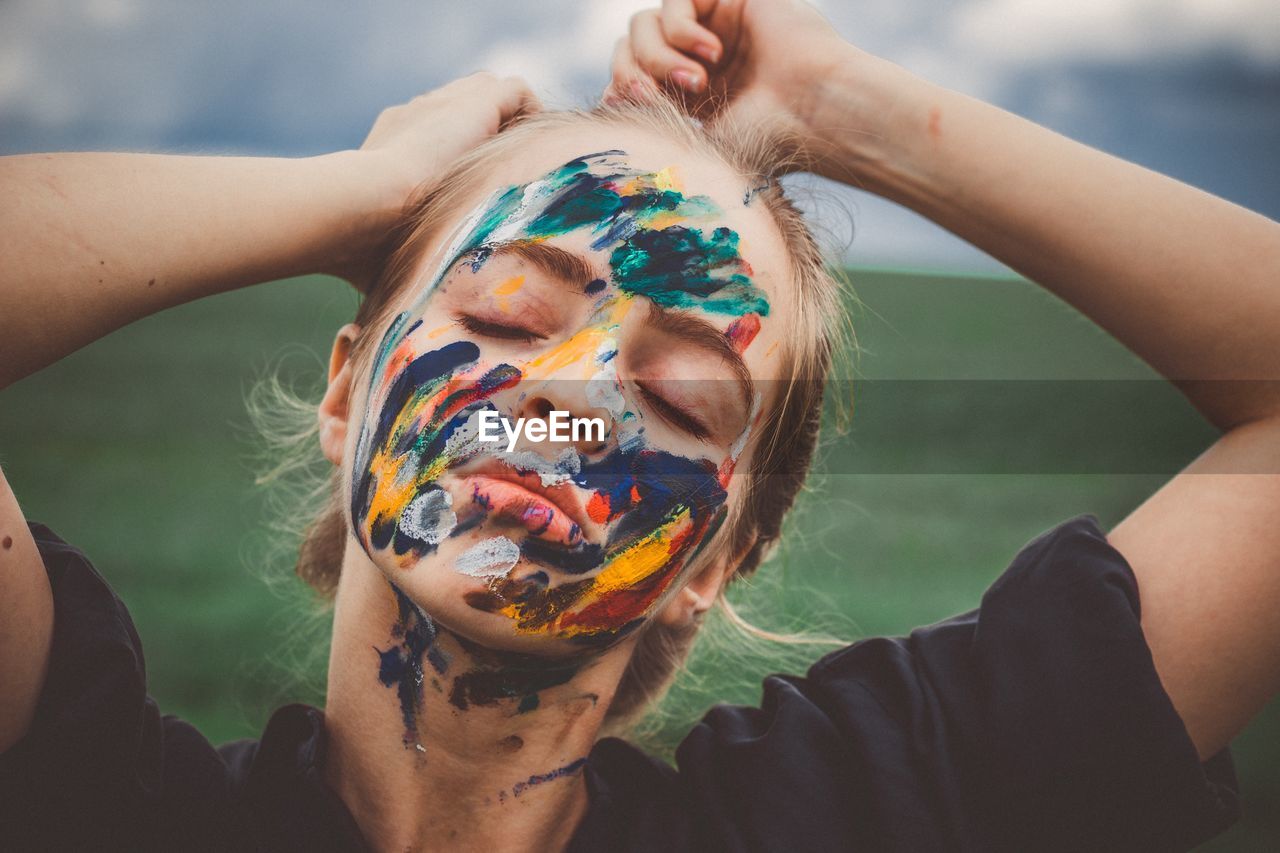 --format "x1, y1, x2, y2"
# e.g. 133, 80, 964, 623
519, 537, 606, 575
374, 583, 449, 747
445, 632, 581, 712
